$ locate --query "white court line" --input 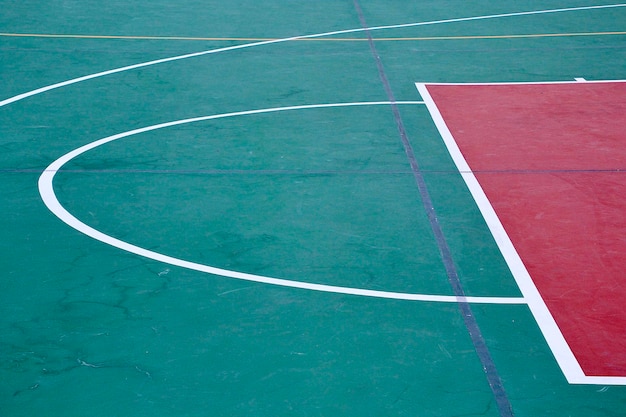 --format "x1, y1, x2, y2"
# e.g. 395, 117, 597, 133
37, 101, 526, 305
416, 82, 626, 385
421, 79, 626, 85
3, 7, 623, 307
7, 4, 623, 304
2, 3, 625, 107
